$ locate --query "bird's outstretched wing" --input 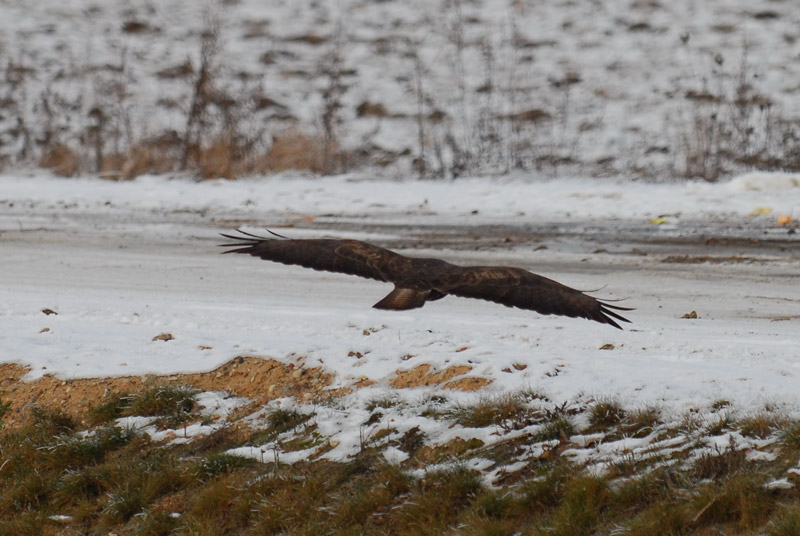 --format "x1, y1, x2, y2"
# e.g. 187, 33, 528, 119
220, 230, 633, 328
430, 266, 632, 329
219, 230, 413, 283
